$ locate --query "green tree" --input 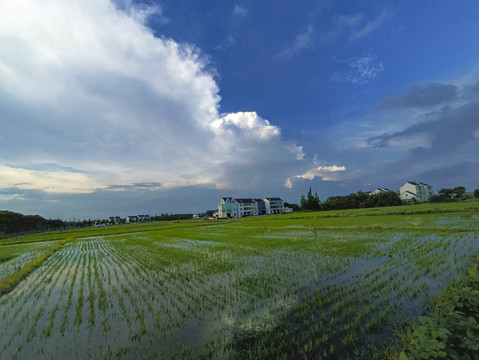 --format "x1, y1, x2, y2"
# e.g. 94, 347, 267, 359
474, 189, 479, 199
300, 187, 321, 211
284, 202, 300, 212
453, 186, 466, 199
